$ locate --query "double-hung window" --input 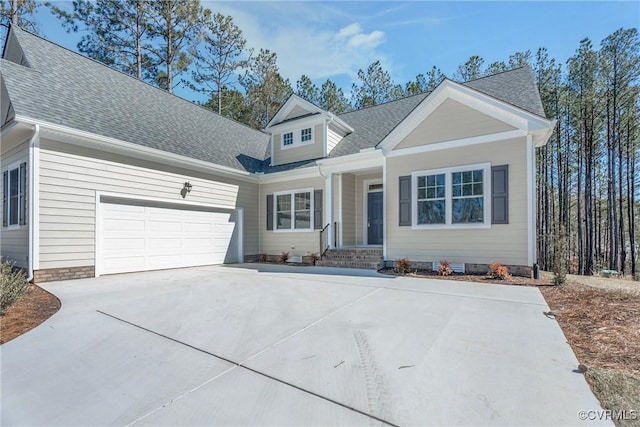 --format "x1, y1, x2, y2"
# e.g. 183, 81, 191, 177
2, 162, 27, 228
300, 127, 312, 142
283, 132, 294, 146
275, 189, 313, 231
412, 163, 489, 228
